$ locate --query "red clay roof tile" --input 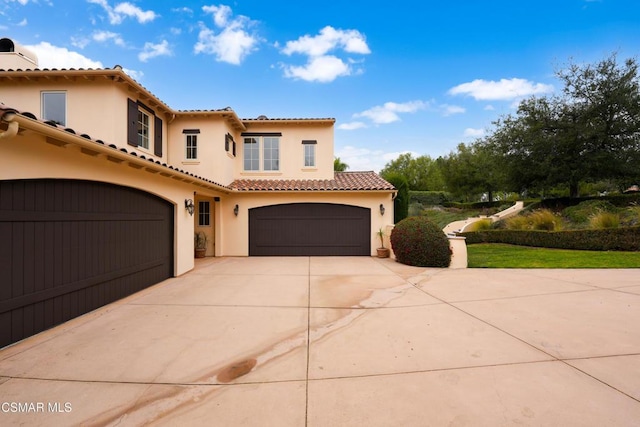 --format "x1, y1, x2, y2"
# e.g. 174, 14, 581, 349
230, 172, 395, 192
